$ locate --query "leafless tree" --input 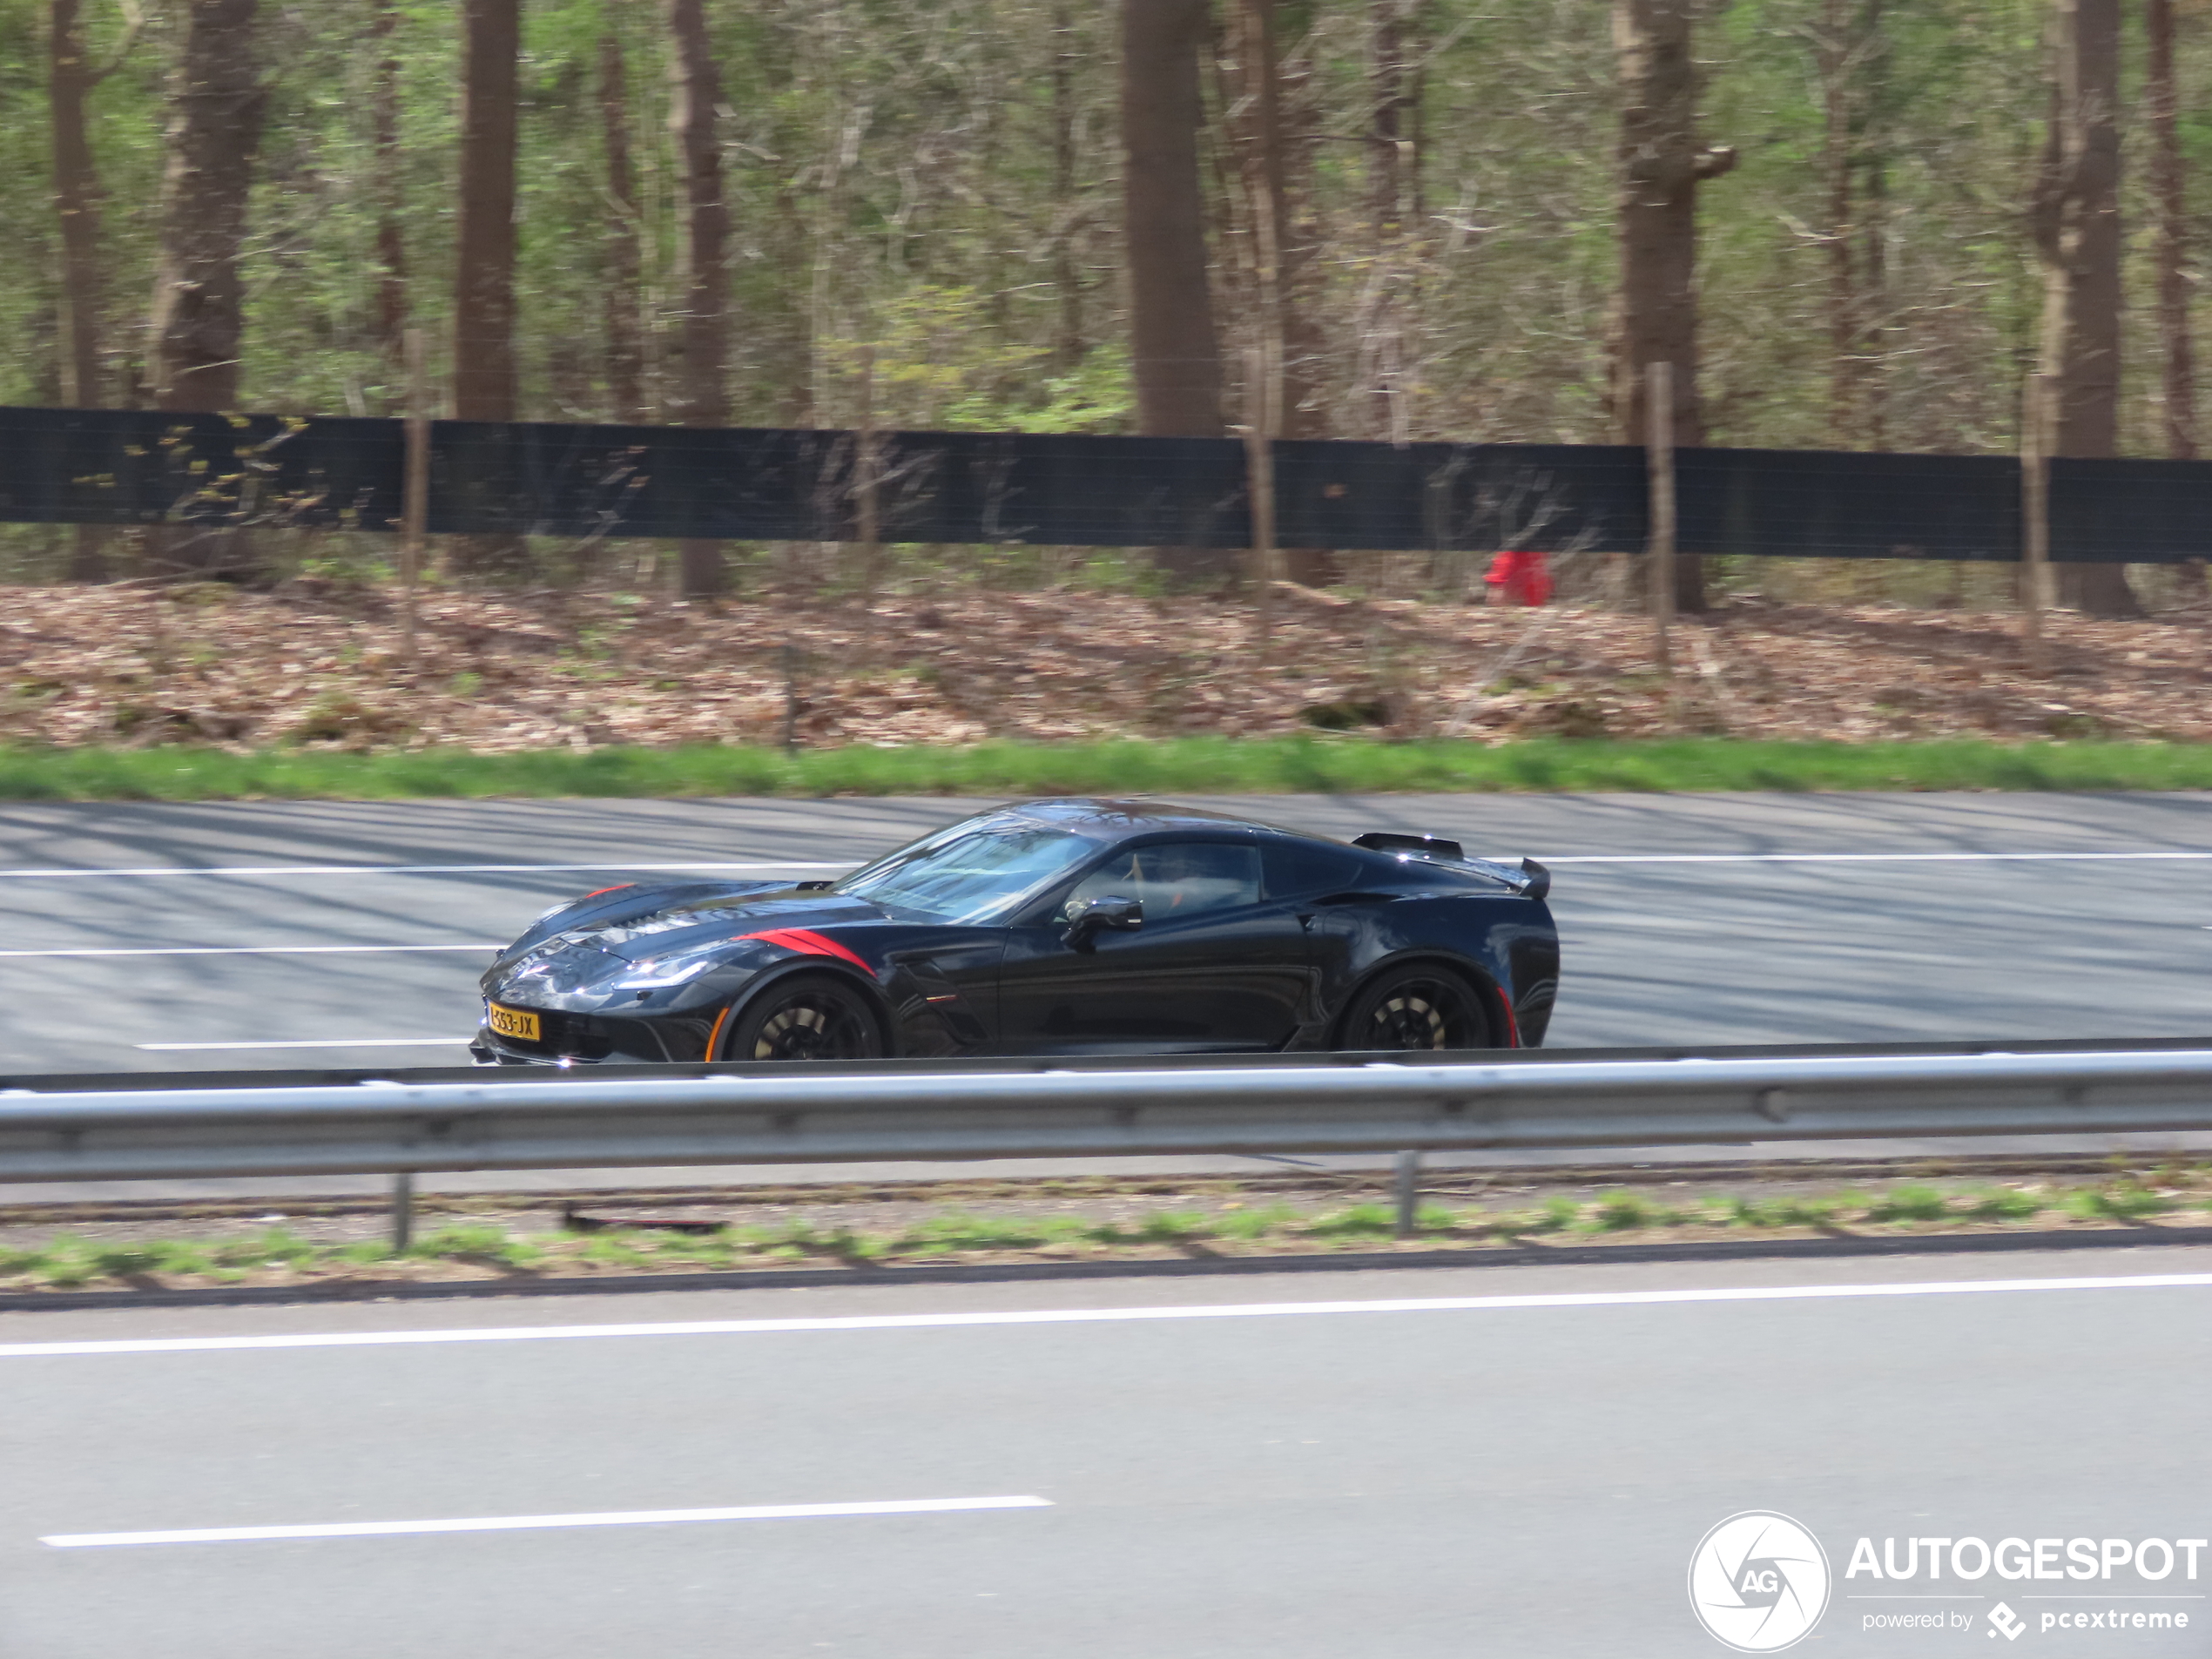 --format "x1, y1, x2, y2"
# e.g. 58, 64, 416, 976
2033, 0, 2135, 614
1123, 0, 1228, 583
665, 0, 729, 596
598, 31, 646, 425
145, 0, 265, 577
1613, 0, 1734, 611
147, 0, 264, 415
452, 0, 523, 573
2146, 0, 2195, 461
49, 0, 136, 577
370, 2, 407, 406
